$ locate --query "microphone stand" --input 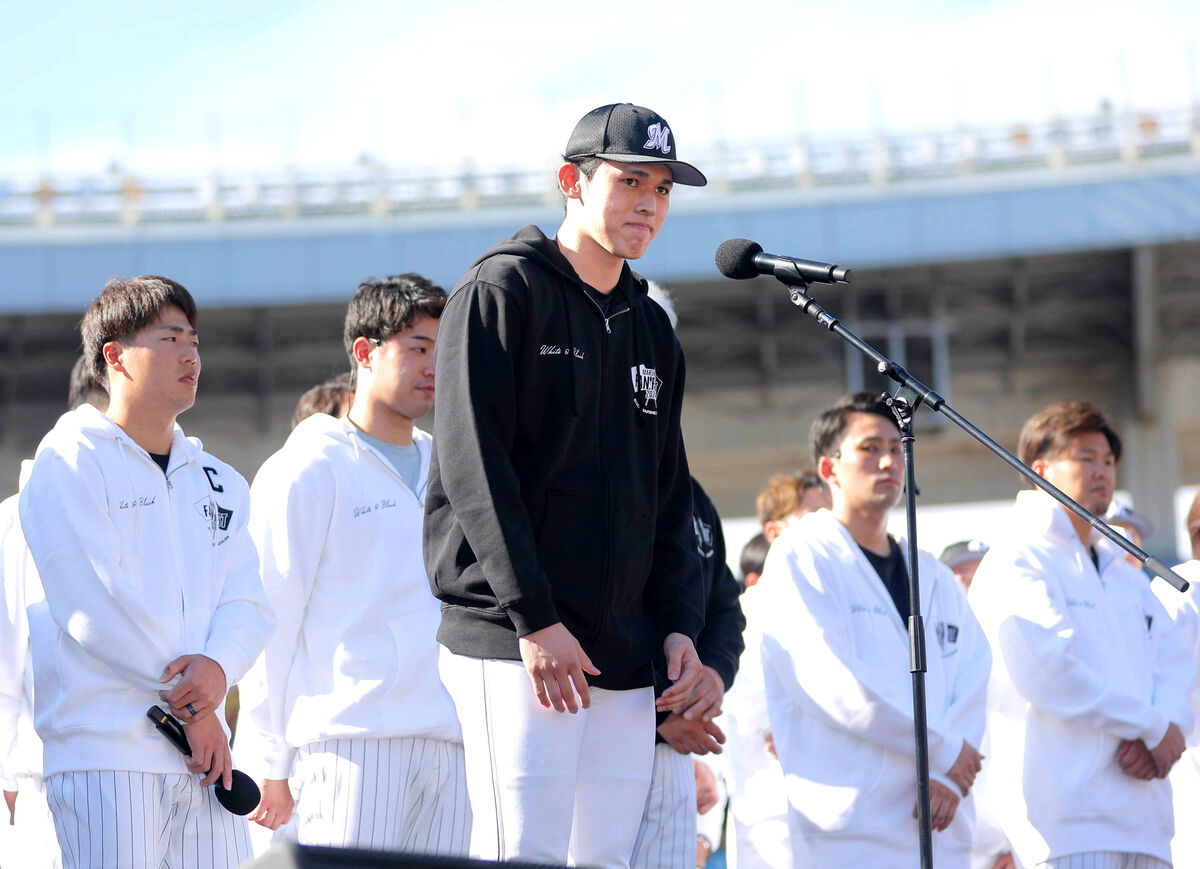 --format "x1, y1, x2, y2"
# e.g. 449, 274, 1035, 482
754, 260, 1189, 869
